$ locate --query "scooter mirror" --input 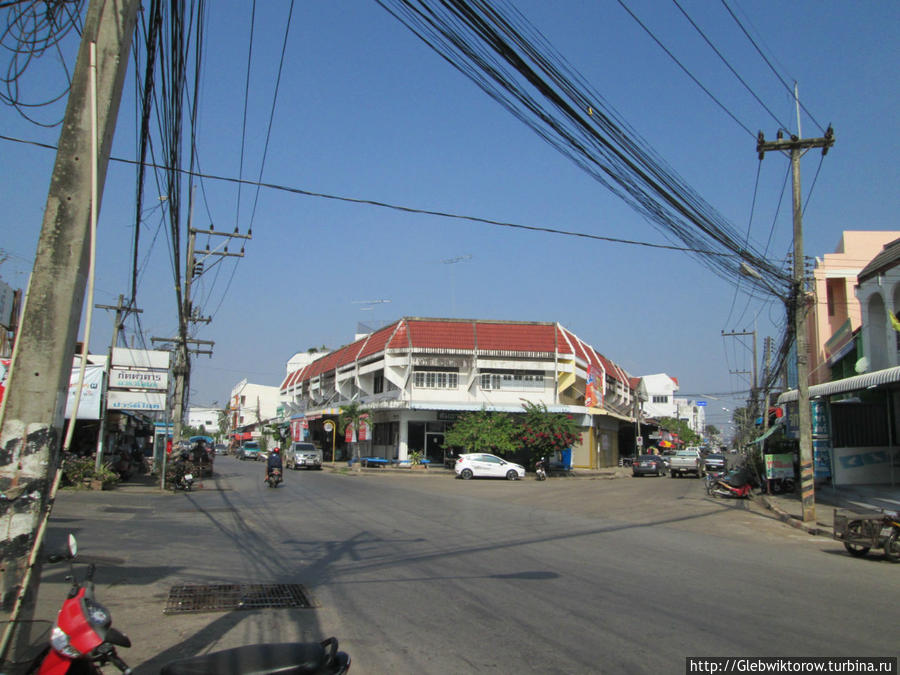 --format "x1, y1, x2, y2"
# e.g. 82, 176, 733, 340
67, 534, 78, 559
